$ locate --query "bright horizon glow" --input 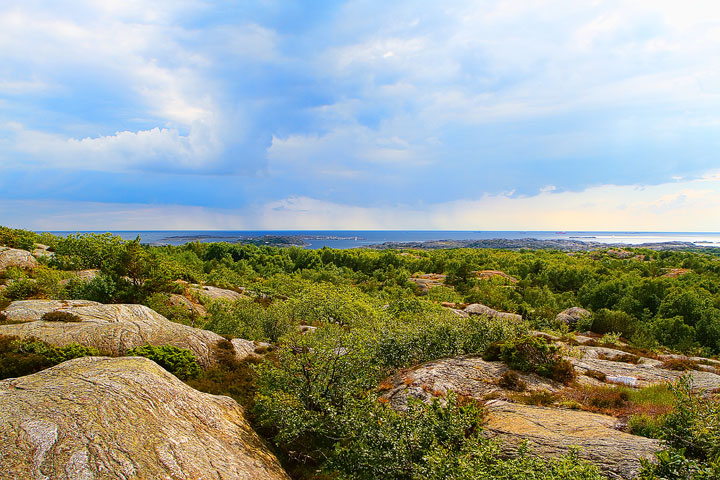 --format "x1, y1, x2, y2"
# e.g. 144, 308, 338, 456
2, 1, 720, 230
